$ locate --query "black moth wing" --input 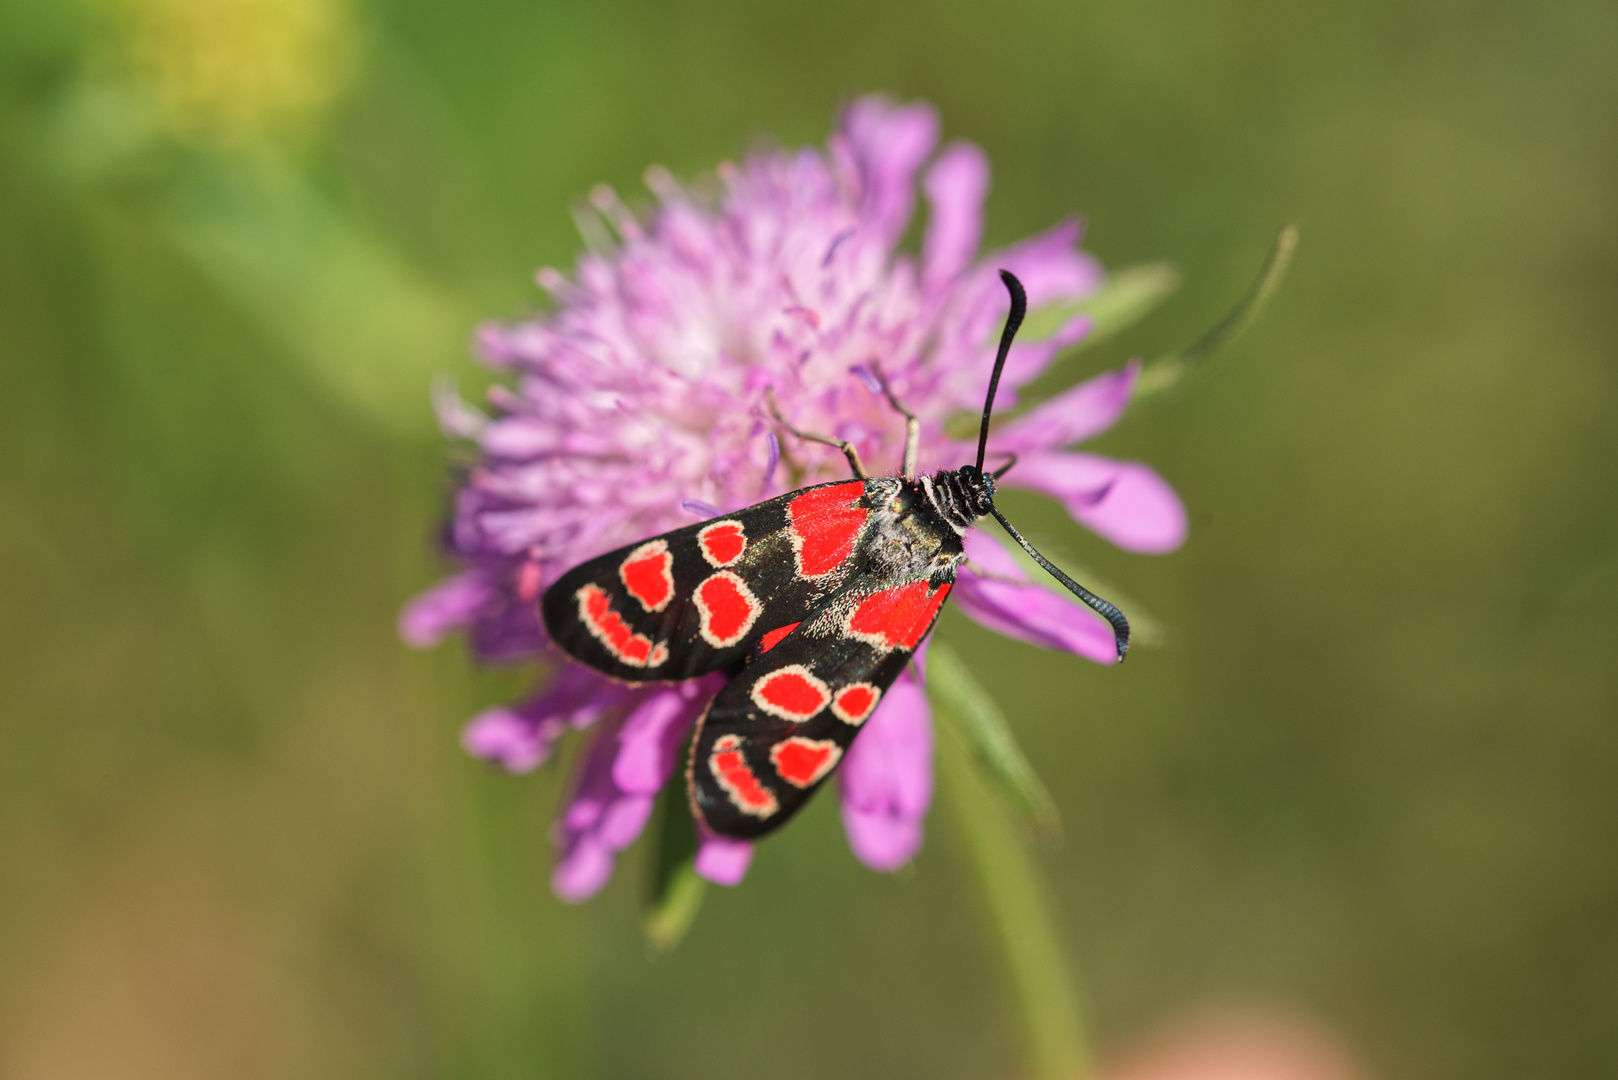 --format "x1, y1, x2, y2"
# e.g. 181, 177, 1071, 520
689, 563, 958, 838
540, 480, 885, 682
